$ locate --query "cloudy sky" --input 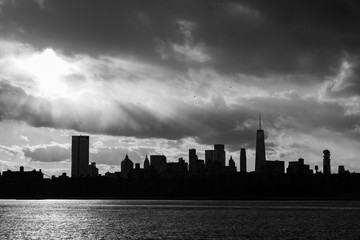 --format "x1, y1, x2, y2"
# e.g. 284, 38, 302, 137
0, 0, 359, 176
